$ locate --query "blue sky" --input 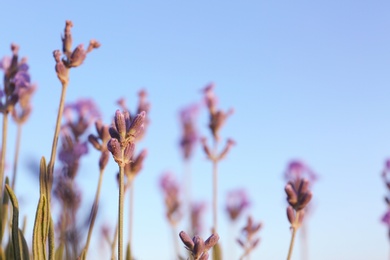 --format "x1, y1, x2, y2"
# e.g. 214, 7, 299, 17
1, 1, 390, 259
